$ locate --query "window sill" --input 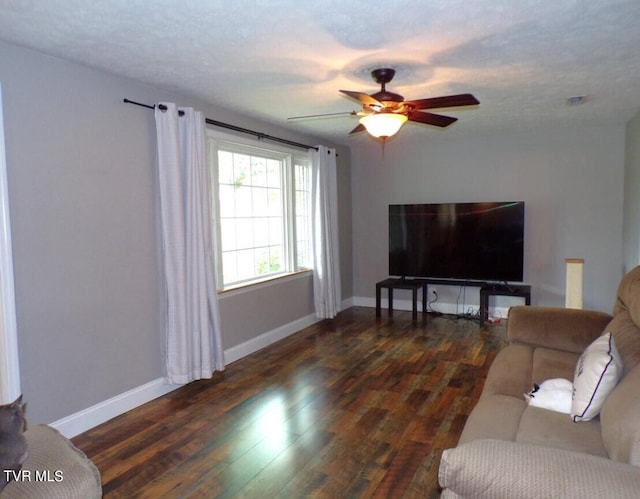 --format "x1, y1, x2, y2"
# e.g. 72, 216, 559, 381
217, 269, 312, 297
